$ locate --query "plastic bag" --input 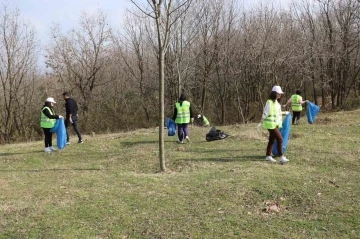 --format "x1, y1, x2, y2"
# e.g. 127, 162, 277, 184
272, 113, 291, 156
166, 118, 176, 136
307, 101, 320, 124
50, 118, 67, 149
206, 126, 229, 141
